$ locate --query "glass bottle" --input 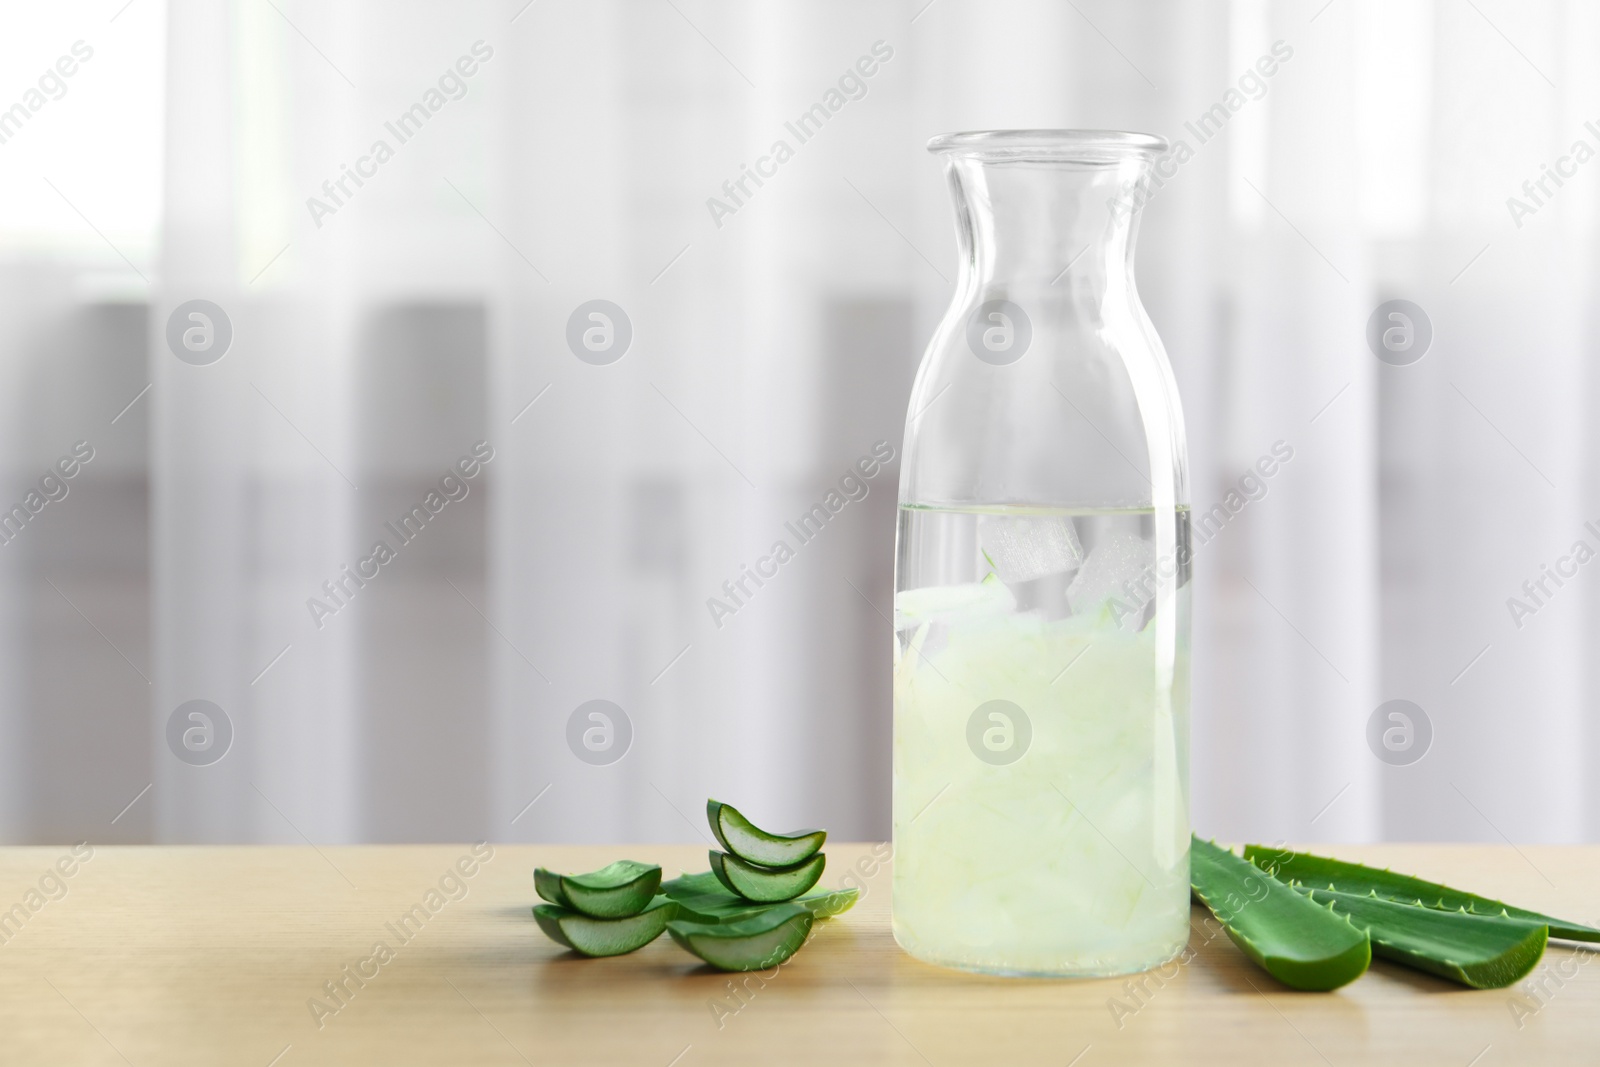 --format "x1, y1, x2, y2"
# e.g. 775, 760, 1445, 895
892, 130, 1190, 977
